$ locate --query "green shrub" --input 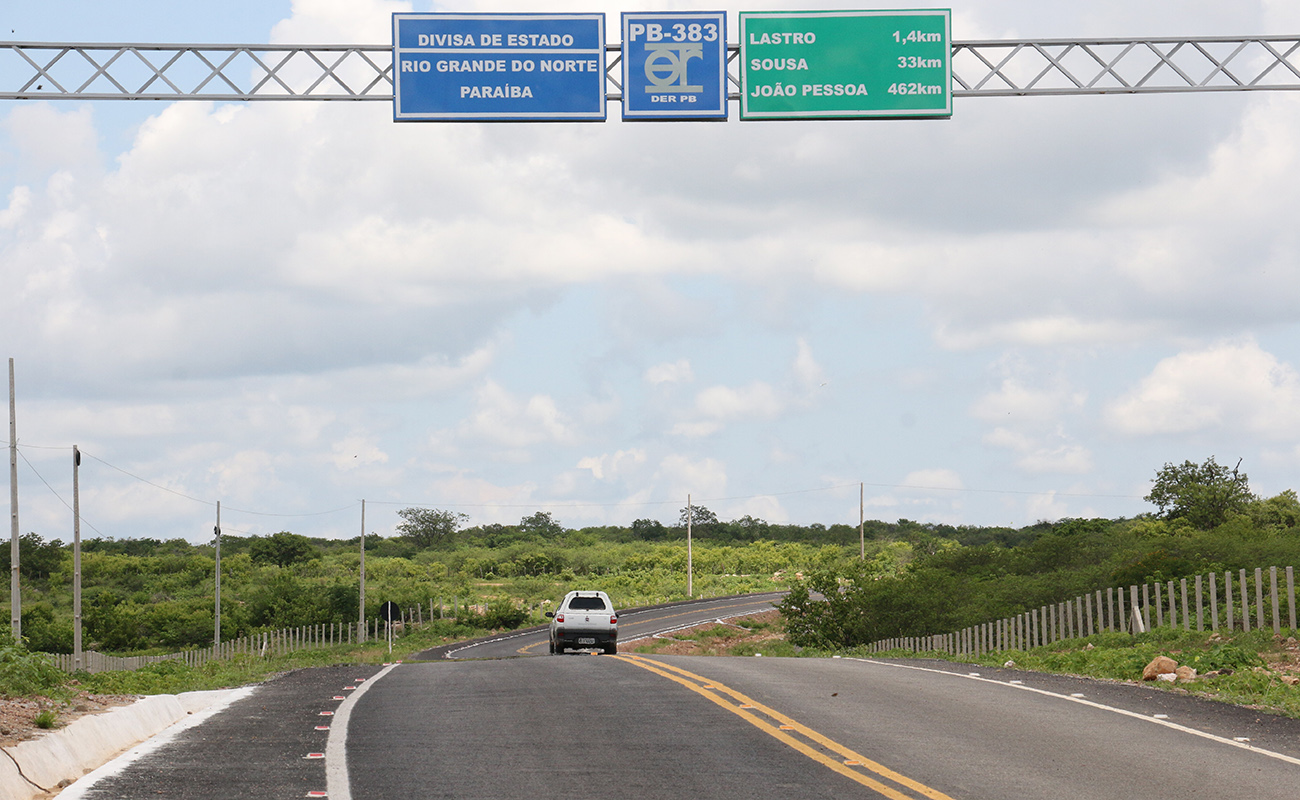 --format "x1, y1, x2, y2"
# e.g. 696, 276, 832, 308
80, 657, 198, 695
0, 635, 68, 697
467, 599, 529, 630
1181, 643, 1263, 673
